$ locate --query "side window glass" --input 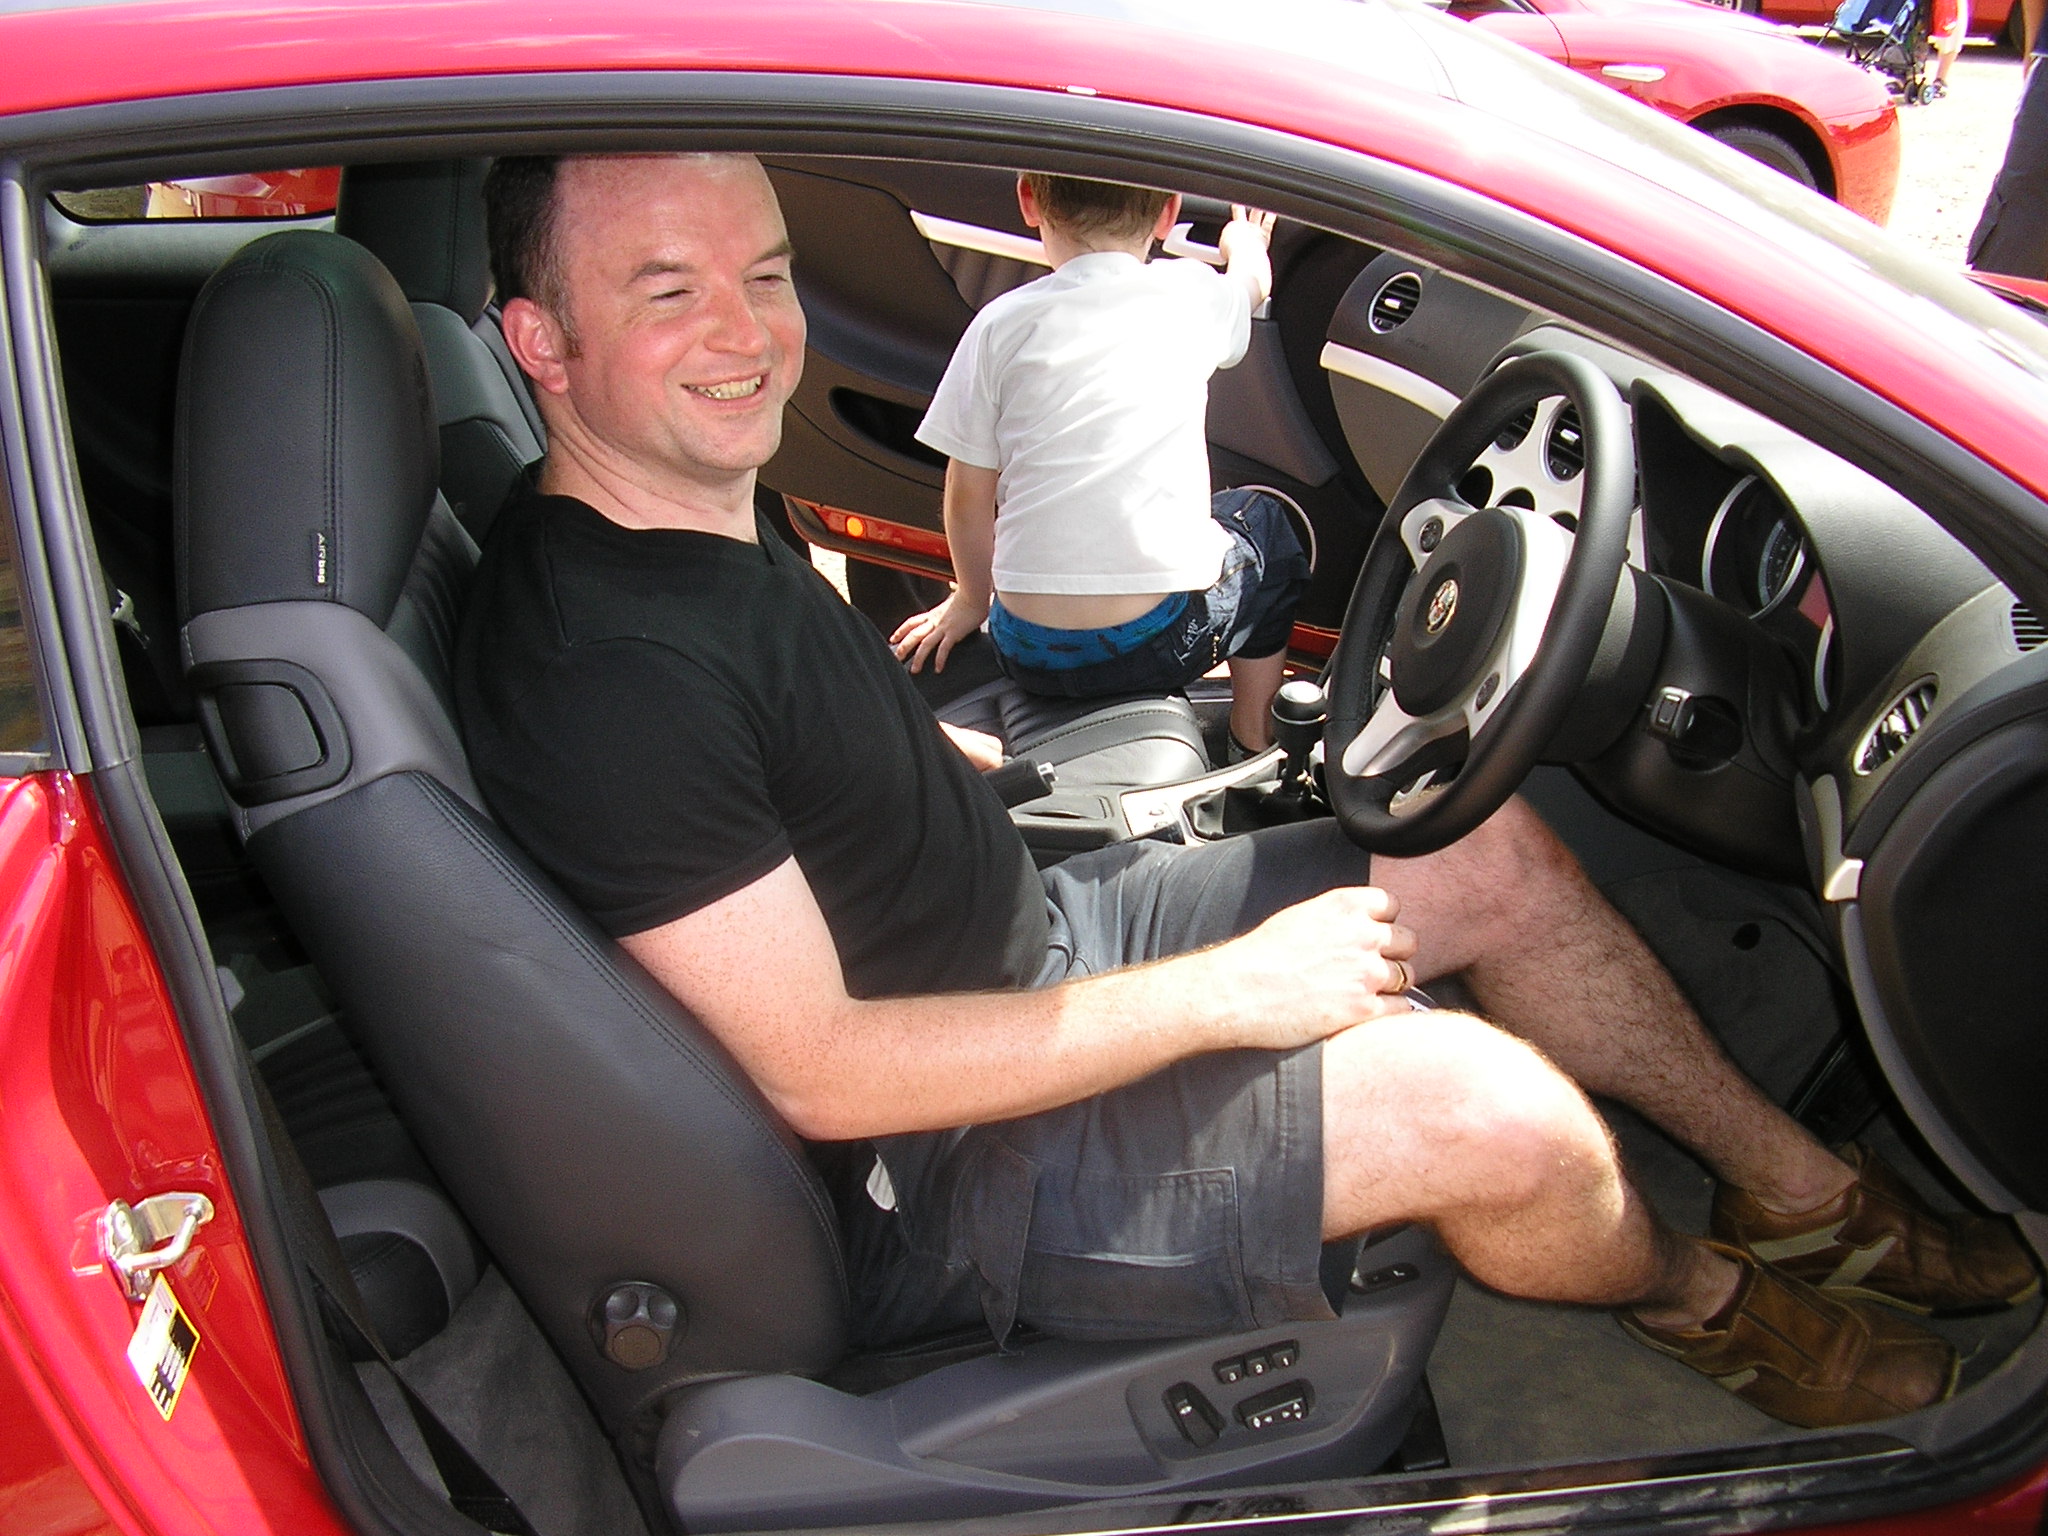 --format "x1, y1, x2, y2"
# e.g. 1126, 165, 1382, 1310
50, 168, 340, 223
0, 504, 47, 759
